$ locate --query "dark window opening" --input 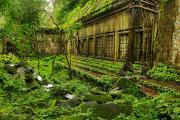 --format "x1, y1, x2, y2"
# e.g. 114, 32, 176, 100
95, 36, 103, 57
82, 39, 88, 56
105, 34, 114, 59
119, 34, 129, 60
88, 38, 94, 56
